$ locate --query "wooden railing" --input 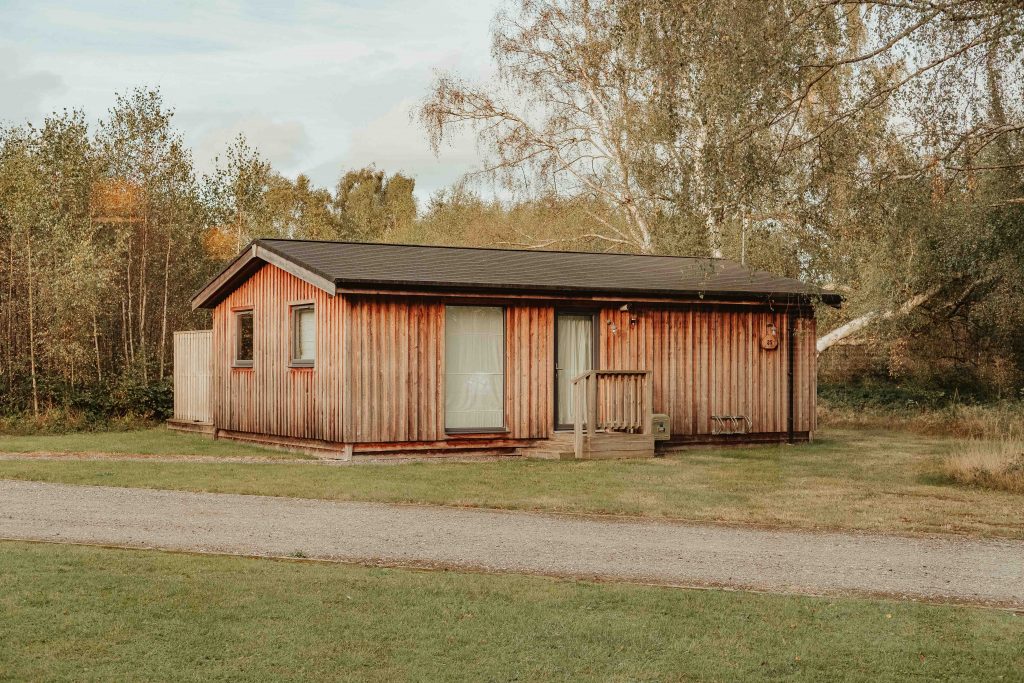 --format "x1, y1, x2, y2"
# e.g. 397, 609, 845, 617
571, 370, 654, 458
